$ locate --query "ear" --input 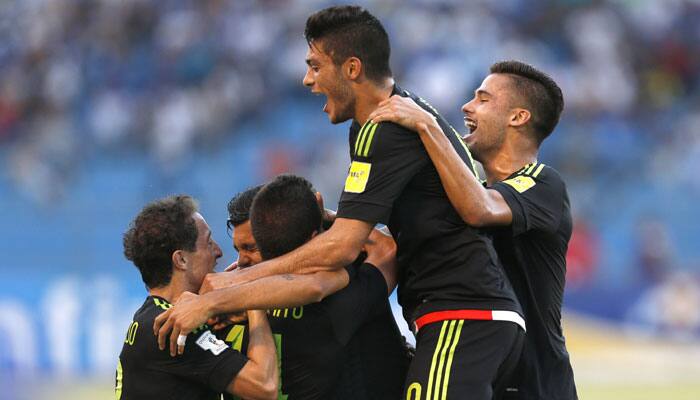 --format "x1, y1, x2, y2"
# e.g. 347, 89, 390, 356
509, 108, 531, 128
343, 57, 362, 81
315, 191, 324, 211
172, 250, 187, 271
